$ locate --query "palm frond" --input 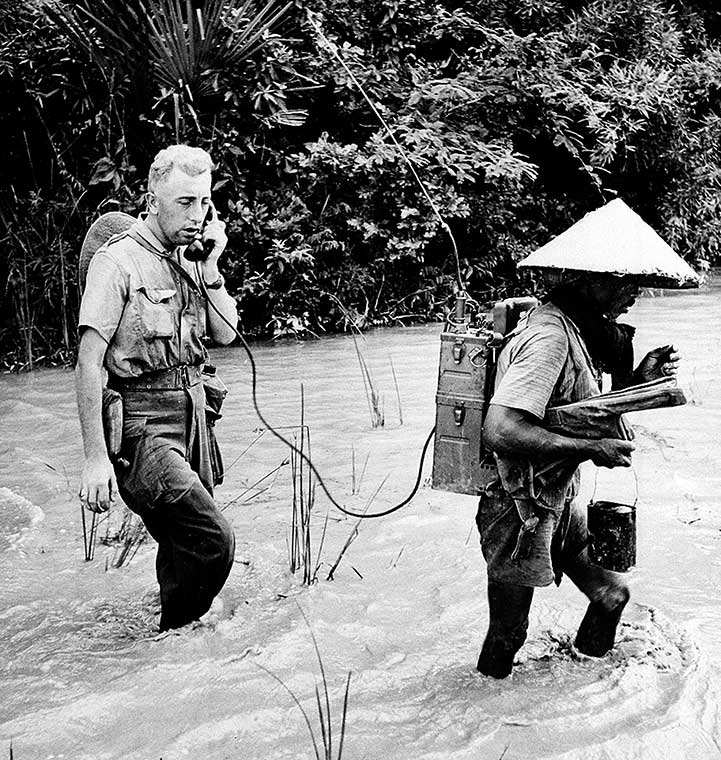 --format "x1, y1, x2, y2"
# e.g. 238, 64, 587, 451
48, 0, 292, 120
